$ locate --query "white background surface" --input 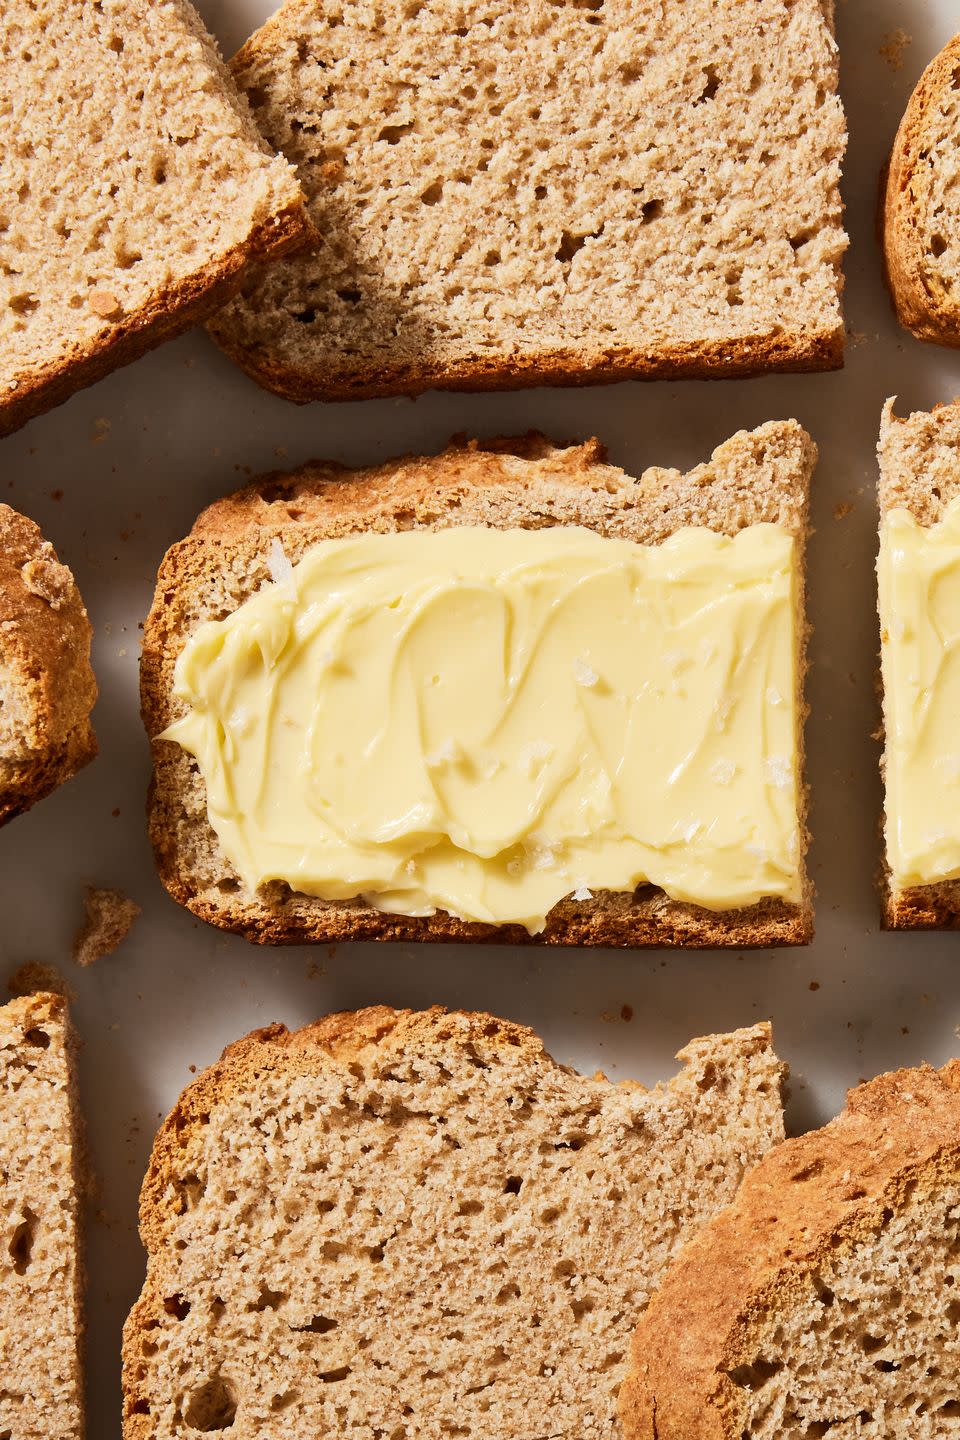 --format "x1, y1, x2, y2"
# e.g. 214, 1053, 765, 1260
1, 0, 959, 1431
